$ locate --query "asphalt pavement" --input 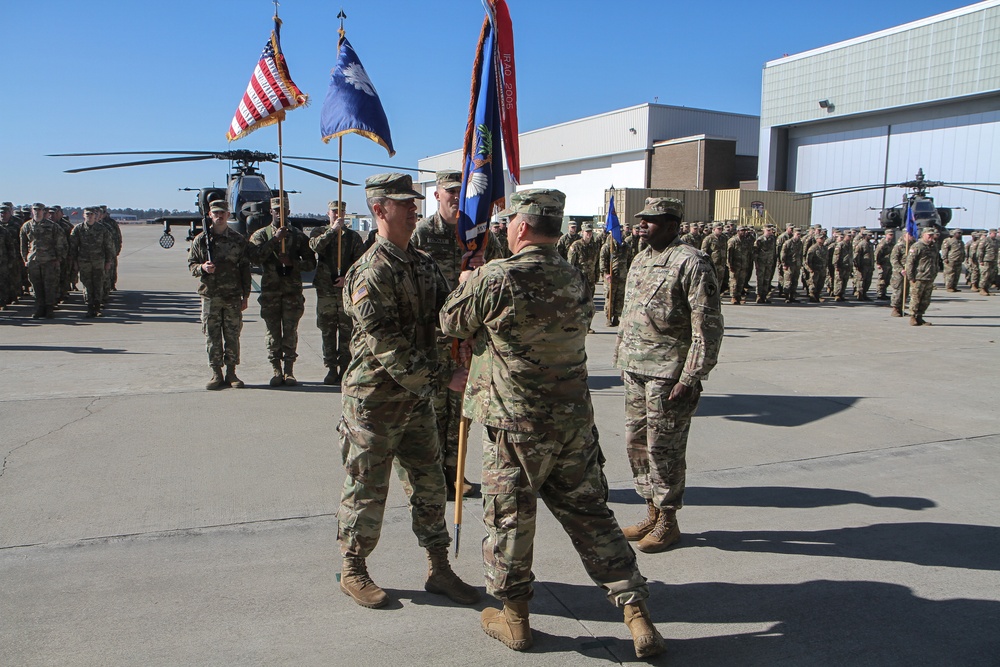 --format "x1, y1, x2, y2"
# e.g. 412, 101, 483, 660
1, 225, 998, 666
